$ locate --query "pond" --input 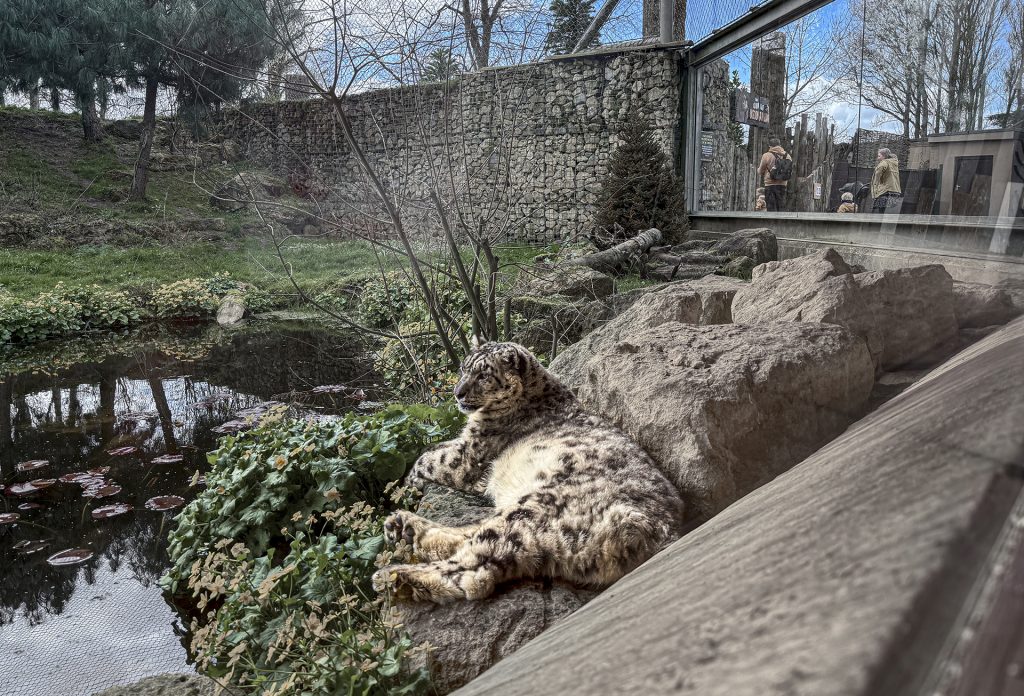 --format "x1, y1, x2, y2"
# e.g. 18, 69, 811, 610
0, 321, 381, 696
